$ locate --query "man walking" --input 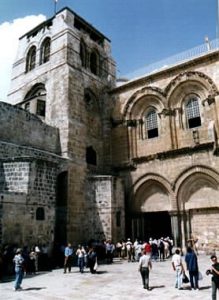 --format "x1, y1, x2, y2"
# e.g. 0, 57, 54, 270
13, 248, 25, 291
63, 243, 73, 273
138, 249, 152, 290
185, 246, 199, 290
